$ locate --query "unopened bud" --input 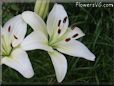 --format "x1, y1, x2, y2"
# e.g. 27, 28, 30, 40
34, 0, 50, 19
